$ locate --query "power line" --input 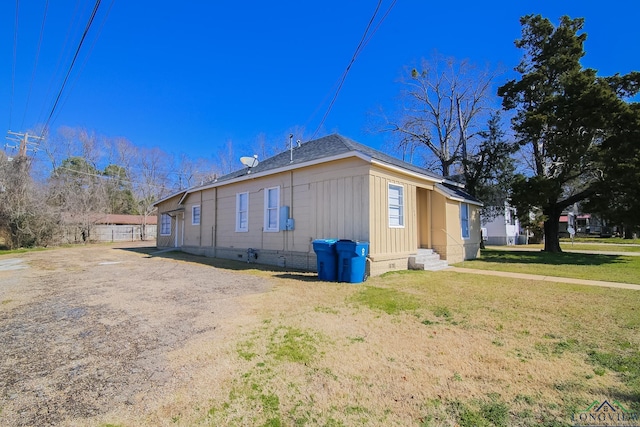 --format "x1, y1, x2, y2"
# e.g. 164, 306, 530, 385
20, 0, 49, 130
5, 131, 44, 157
9, 0, 20, 130
36, 0, 86, 128
53, 165, 184, 191
310, 0, 397, 140
50, 0, 116, 130
40, 0, 103, 139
